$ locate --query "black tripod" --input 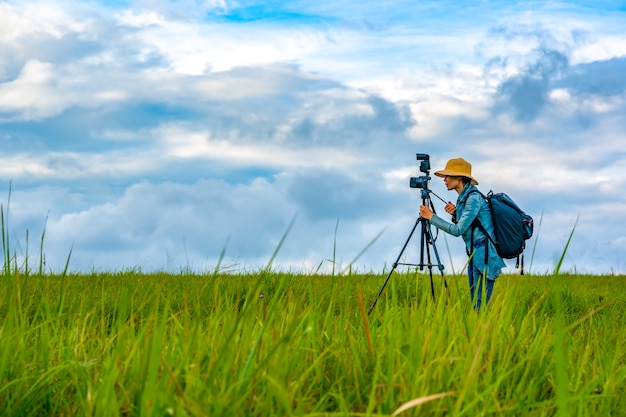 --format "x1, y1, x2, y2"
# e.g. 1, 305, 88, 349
368, 188, 448, 315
